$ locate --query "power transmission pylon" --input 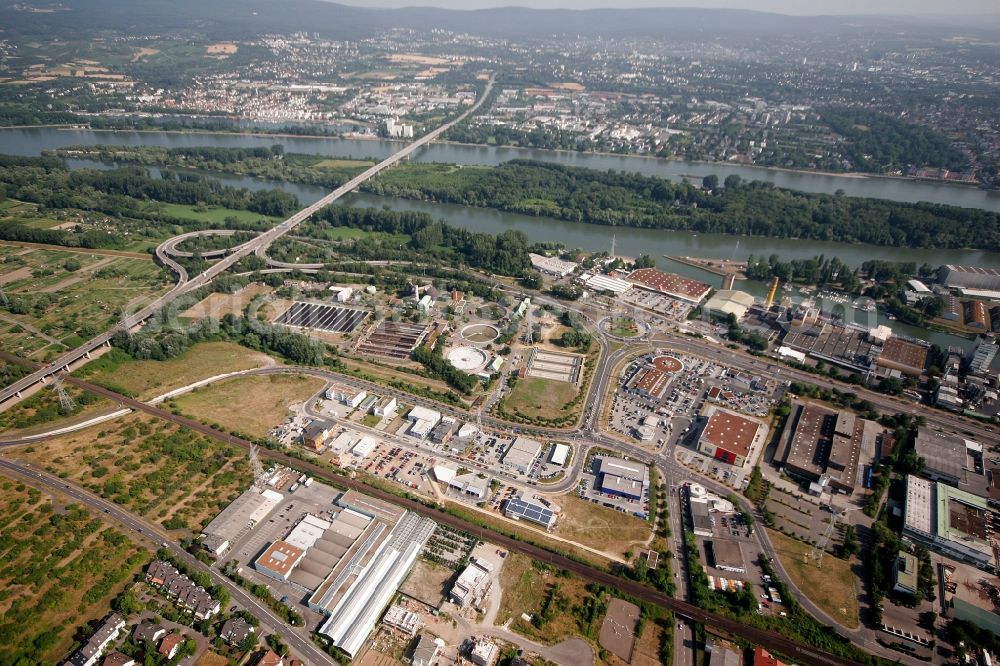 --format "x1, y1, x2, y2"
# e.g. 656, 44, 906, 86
52, 376, 76, 412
